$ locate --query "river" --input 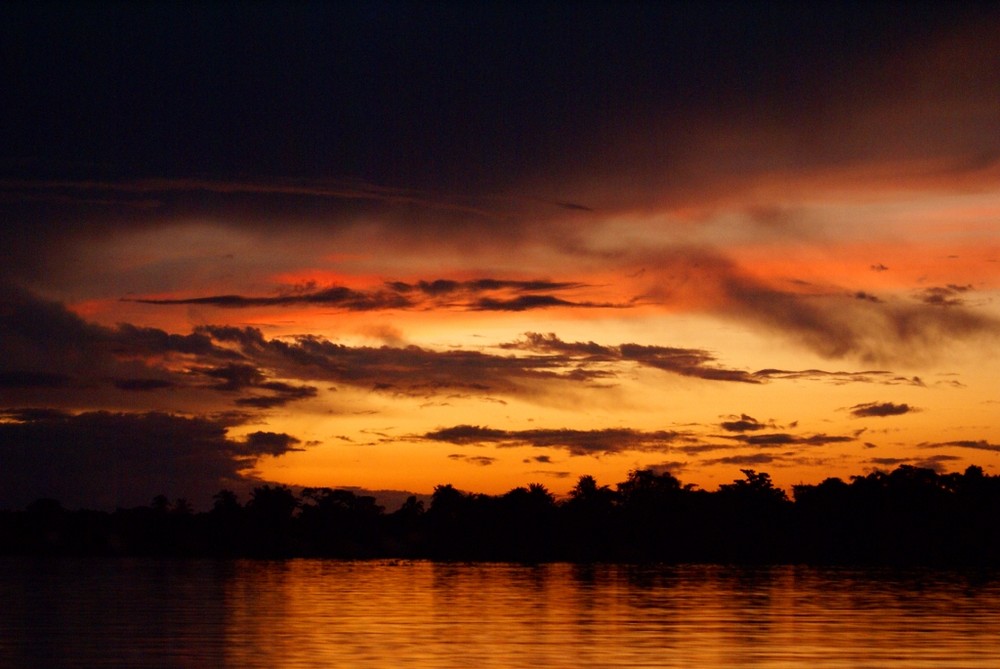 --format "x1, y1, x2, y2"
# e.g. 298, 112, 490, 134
1, 559, 998, 667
